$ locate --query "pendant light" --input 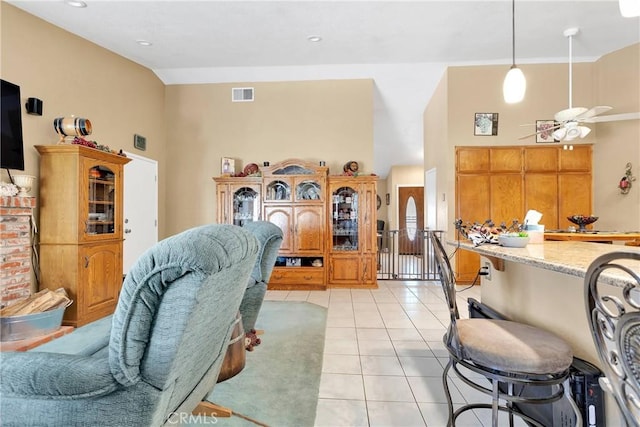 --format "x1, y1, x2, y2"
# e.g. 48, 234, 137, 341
503, 0, 526, 103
